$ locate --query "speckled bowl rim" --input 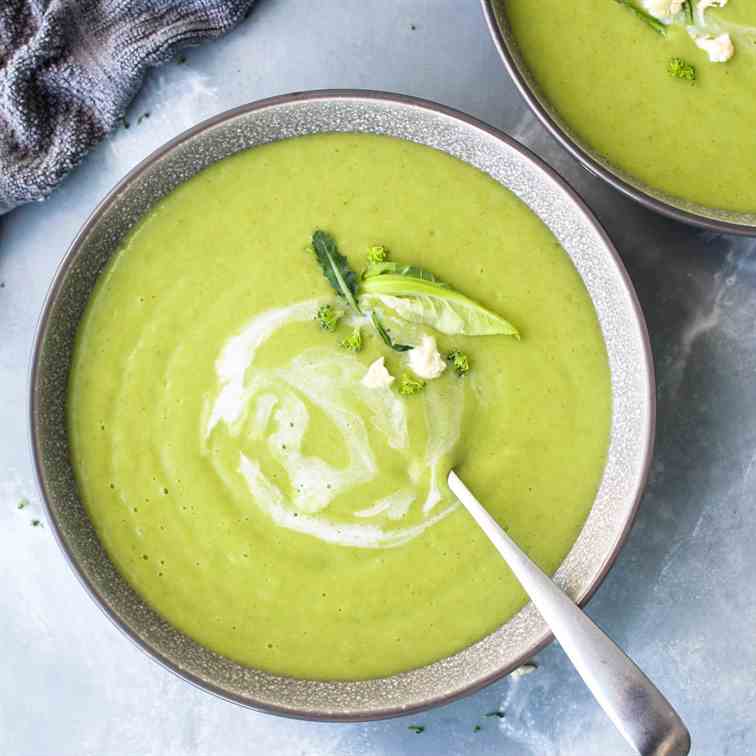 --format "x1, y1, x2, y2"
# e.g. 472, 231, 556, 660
30, 90, 655, 721
481, 0, 756, 236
